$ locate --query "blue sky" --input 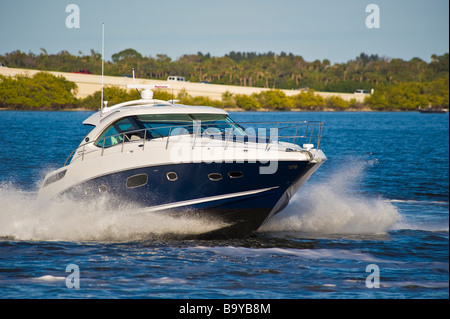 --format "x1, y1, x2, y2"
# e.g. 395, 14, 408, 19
0, 0, 448, 63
